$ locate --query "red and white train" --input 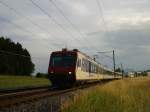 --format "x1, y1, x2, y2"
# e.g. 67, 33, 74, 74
48, 48, 121, 87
